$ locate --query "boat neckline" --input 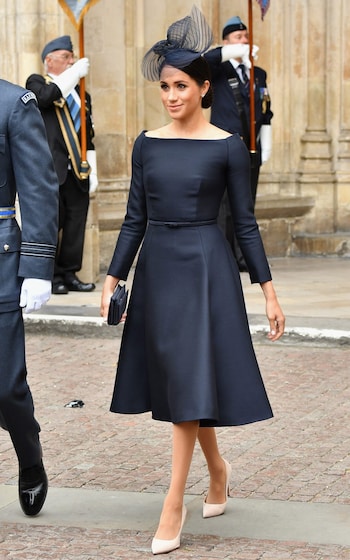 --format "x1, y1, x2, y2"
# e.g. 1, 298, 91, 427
143, 131, 234, 141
